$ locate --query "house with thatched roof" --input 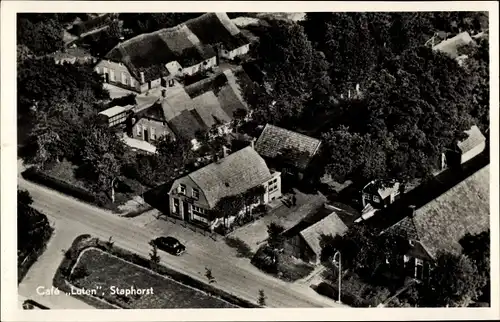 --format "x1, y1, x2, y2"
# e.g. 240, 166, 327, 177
167, 146, 281, 229
94, 12, 249, 94
432, 31, 476, 66
381, 164, 489, 280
